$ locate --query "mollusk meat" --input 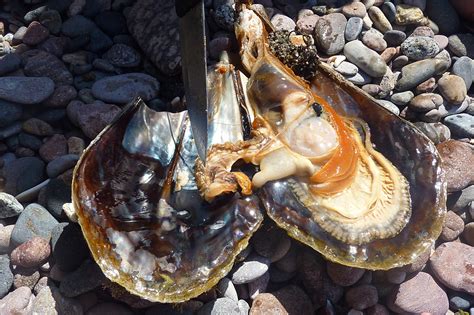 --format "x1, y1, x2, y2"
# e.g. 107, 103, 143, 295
72, 3, 446, 303
196, 5, 445, 268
